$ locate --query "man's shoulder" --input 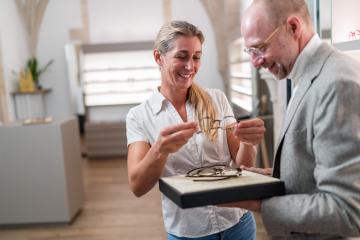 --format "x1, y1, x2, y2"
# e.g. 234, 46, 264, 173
323, 43, 360, 70
317, 43, 360, 84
